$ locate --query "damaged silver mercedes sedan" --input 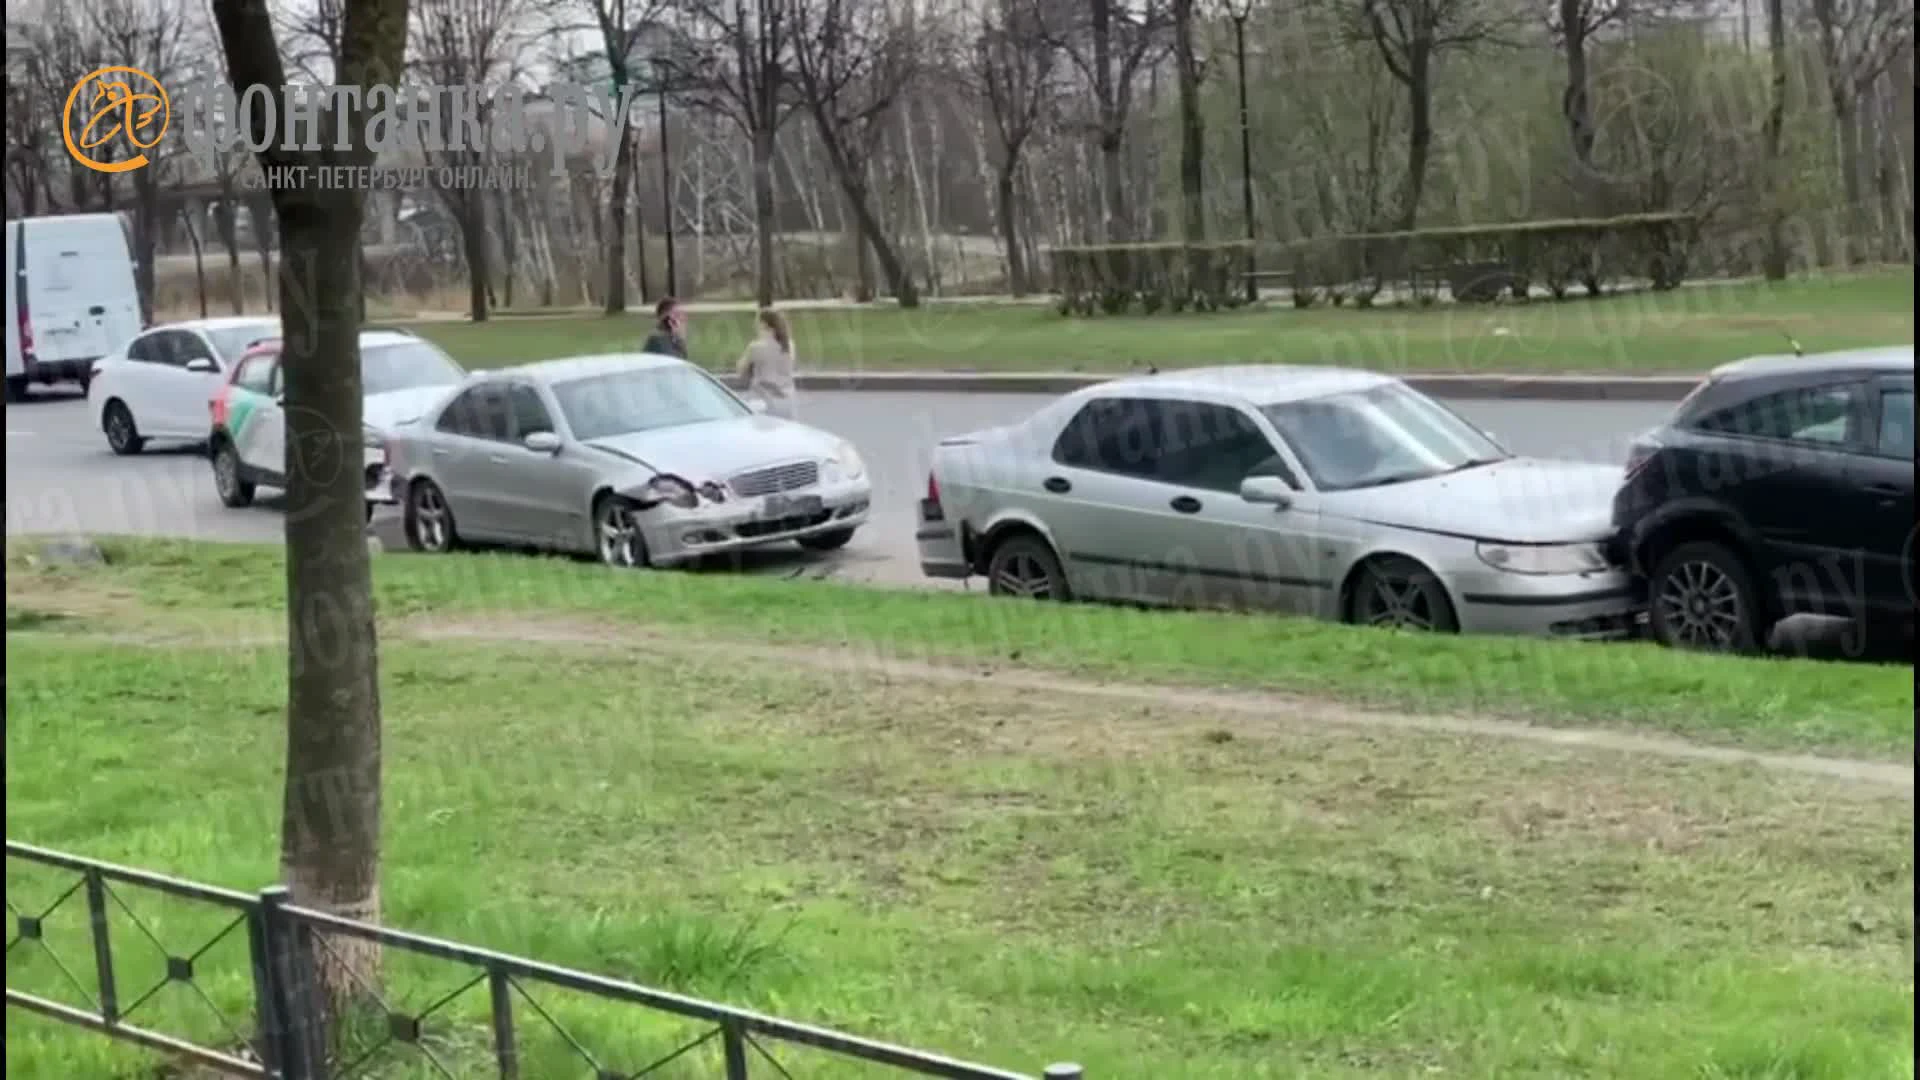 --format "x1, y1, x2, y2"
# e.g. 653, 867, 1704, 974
385, 353, 871, 566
